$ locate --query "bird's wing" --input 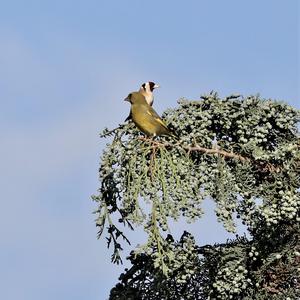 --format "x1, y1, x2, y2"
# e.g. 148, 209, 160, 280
146, 106, 169, 130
